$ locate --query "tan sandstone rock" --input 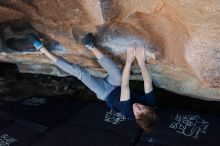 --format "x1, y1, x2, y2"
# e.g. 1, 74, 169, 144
0, 0, 219, 100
